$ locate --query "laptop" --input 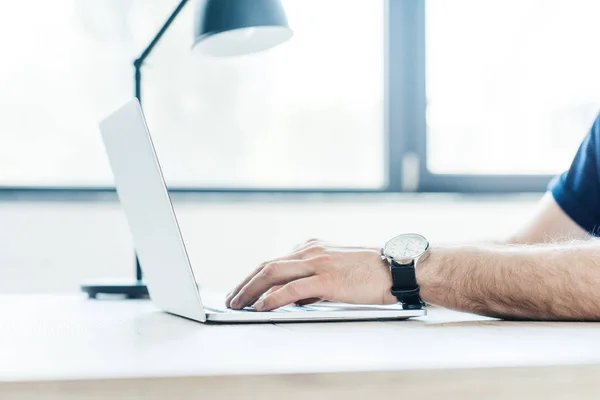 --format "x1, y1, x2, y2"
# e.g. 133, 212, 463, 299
99, 99, 426, 323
